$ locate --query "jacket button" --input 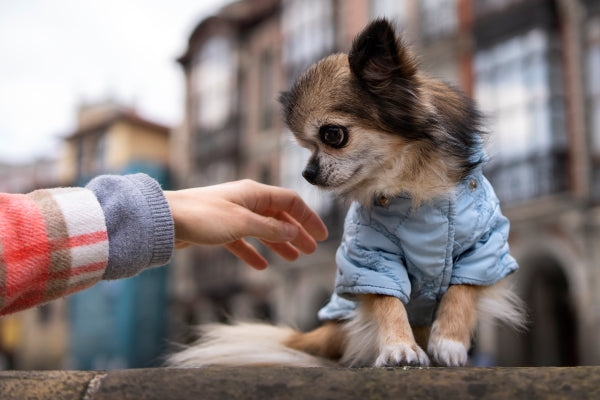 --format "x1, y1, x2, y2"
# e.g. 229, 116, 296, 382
378, 195, 390, 207
468, 179, 478, 192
